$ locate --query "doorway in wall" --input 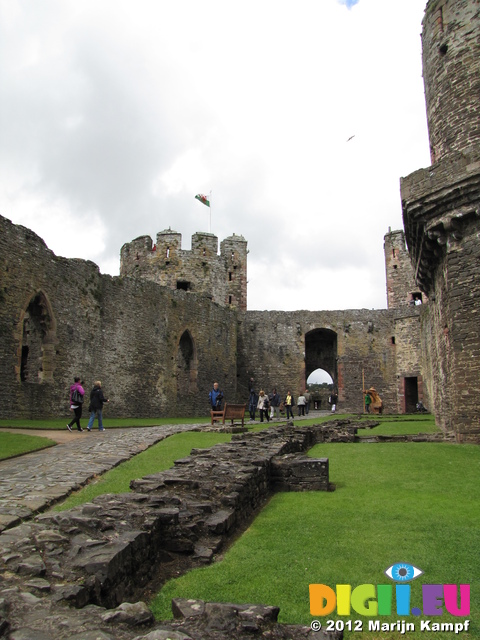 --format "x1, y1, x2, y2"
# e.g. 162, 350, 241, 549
404, 376, 418, 413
